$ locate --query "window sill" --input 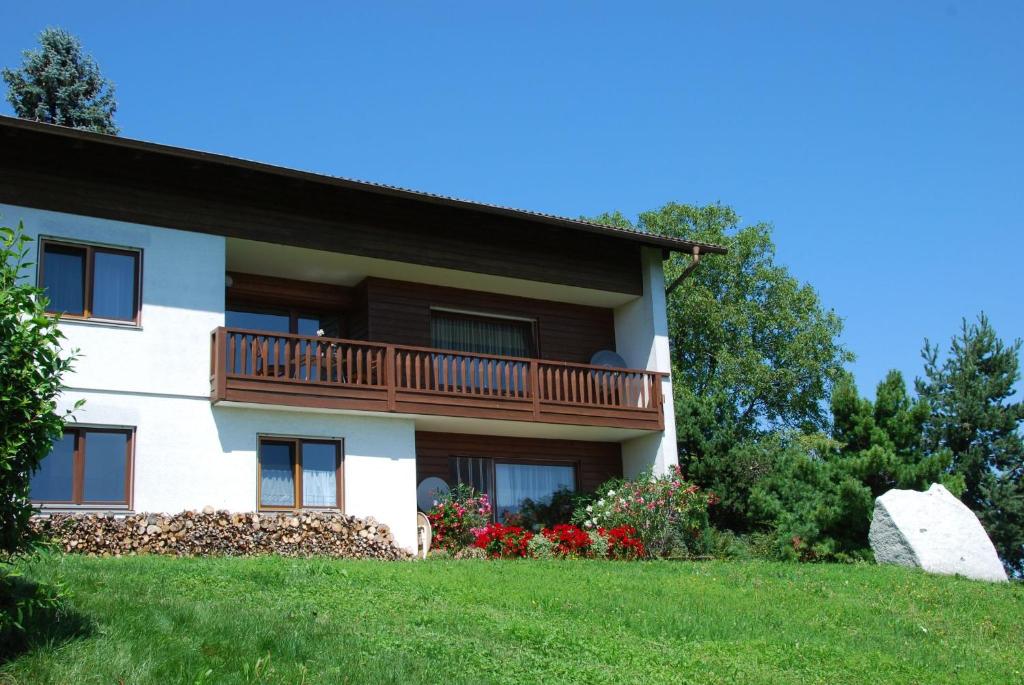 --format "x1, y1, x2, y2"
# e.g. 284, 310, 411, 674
33, 504, 132, 516
53, 316, 143, 332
